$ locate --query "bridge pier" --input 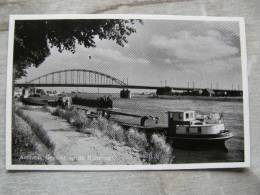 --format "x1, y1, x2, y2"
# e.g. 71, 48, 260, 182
120, 89, 131, 99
